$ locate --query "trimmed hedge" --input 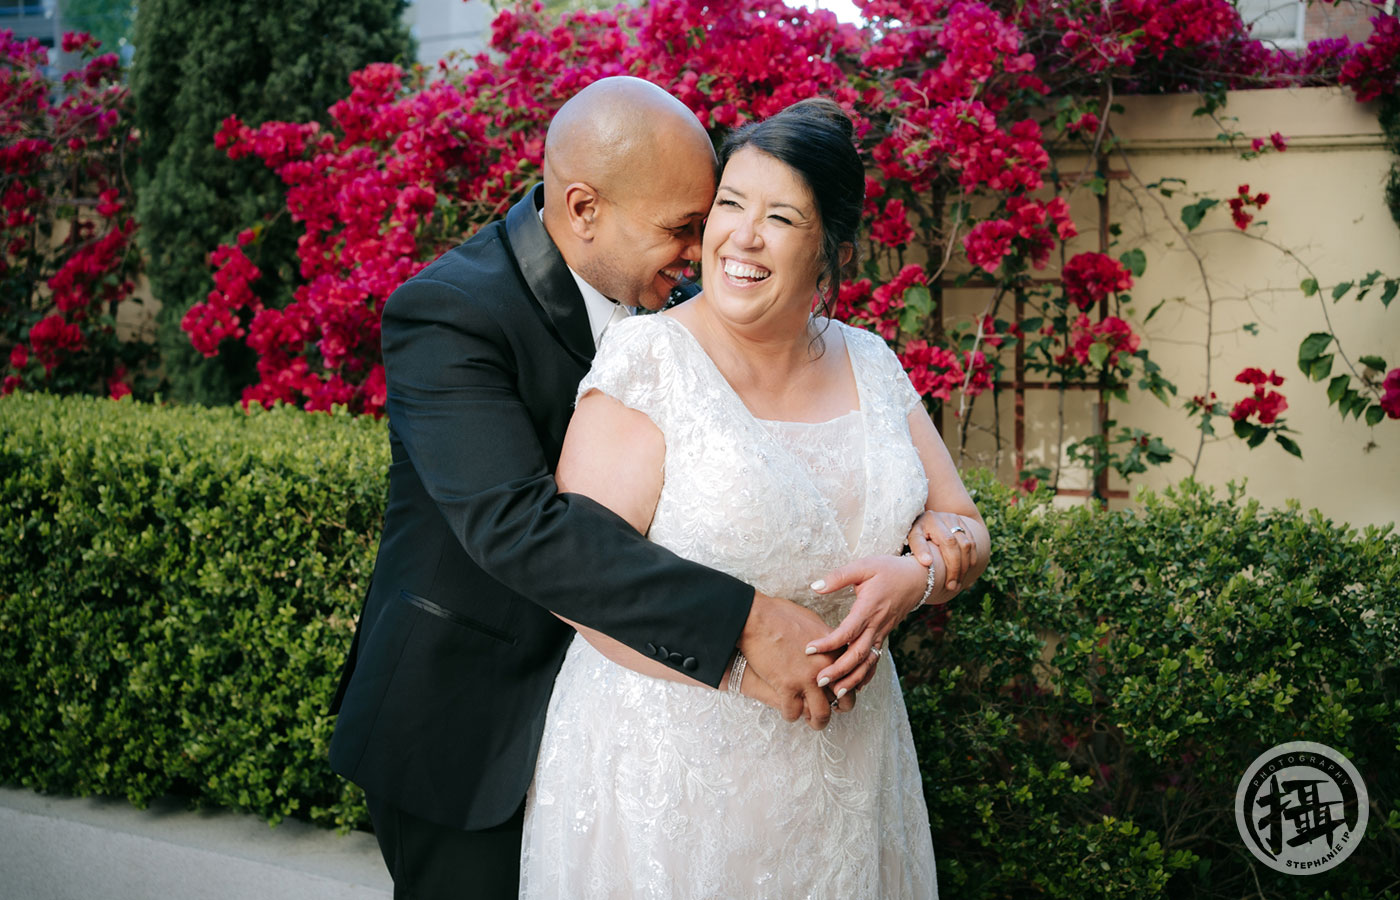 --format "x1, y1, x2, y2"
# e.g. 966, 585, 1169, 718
0, 393, 383, 827
2, 393, 1397, 898
905, 477, 1400, 899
